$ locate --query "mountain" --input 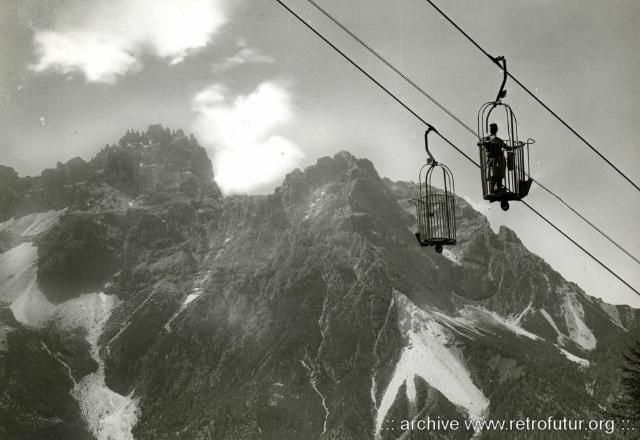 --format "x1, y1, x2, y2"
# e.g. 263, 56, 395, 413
0, 126, 638, 440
